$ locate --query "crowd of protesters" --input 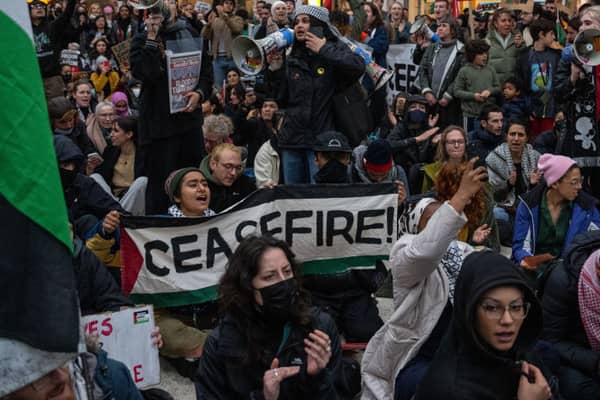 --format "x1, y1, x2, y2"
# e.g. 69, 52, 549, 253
7, 0, 600, 398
